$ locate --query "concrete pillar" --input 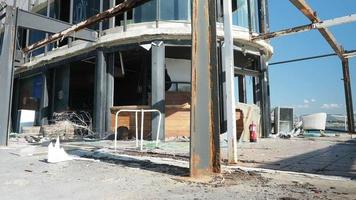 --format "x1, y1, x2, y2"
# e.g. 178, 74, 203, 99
151, 41, 165, 141
106, 53, 115, 133
94, 50, 107, 137
0, 7, 17, 146
223, 0, 238, 164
